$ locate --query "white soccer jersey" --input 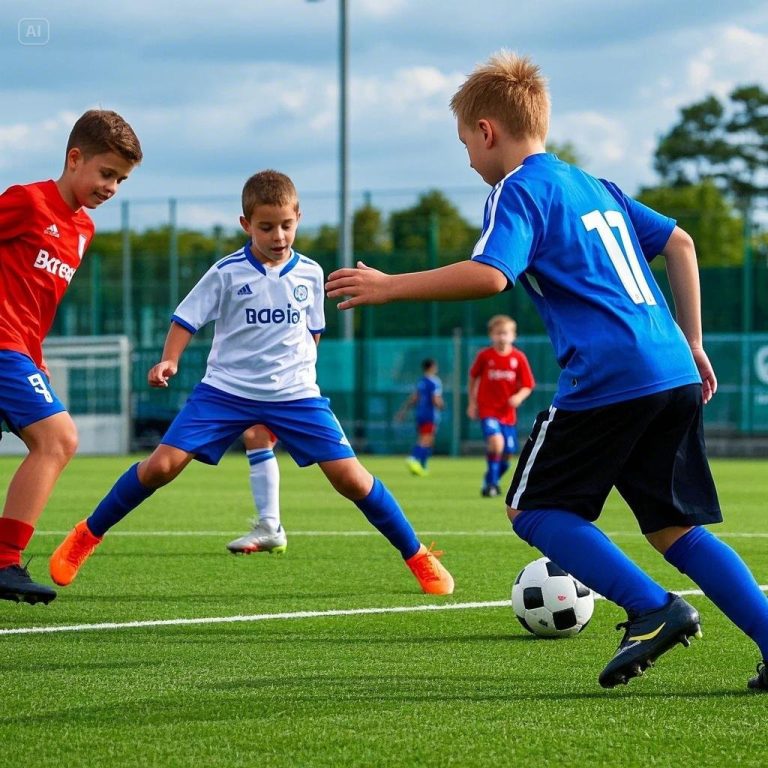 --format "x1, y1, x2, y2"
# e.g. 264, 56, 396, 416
171, 244, 326, 401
